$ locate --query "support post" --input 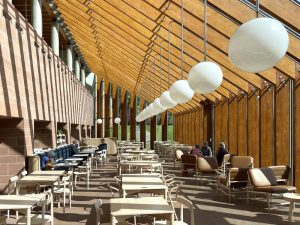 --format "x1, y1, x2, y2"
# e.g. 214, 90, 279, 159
162, 111, 168, 141
140, 99, 146, 147
51, 19, 59, 55
66, 44, 73, 70
105, 82, 111, 137
150, 116, 157, 149
130, 95, 136, 141
121, 89, 127, 140
112, 85, 119, 139
80, 66, 86, 86
74, 57, 80, 80
32, 0, 42, 36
